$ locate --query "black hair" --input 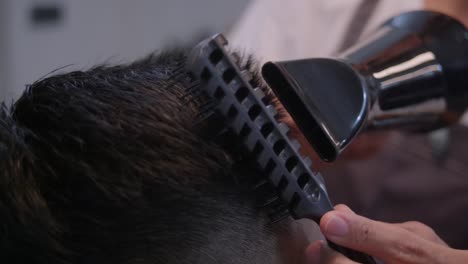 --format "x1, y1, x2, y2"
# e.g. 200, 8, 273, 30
0, 51, 285, 264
